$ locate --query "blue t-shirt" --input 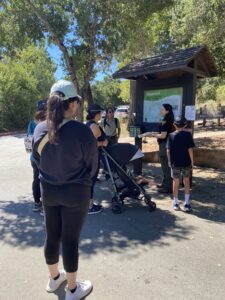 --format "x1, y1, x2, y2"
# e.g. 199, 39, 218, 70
166, 131, 195, 167
27, 120, 37, 161
27, 120, 37, 135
